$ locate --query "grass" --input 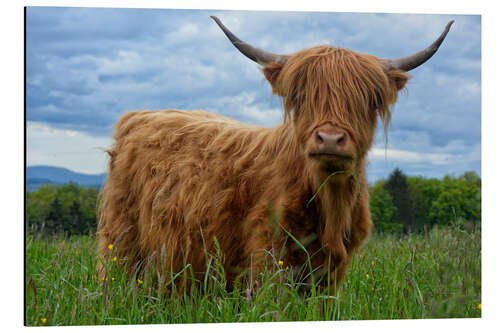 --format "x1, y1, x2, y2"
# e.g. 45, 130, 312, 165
25, 225, 481, 326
